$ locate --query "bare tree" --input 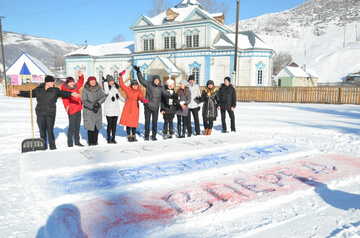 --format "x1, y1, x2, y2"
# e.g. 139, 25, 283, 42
111, 34, 126, 43
273, 51, 293, 76
148, 0, 172, 17
199, 0, 228, 17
